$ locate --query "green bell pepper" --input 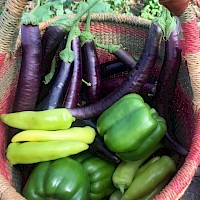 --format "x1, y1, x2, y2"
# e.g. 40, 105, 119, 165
97, 93, 167, 161
22, 157, 90, 200
75, 153, 116, 199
